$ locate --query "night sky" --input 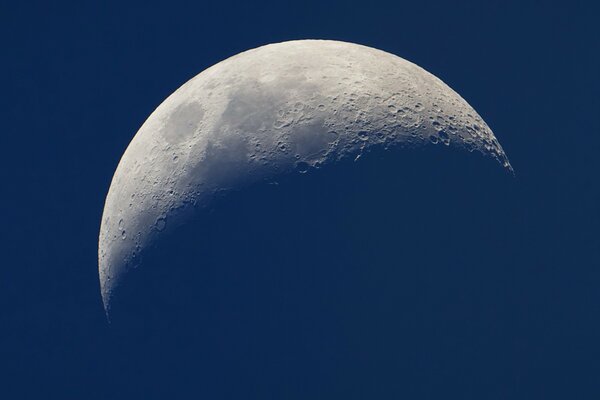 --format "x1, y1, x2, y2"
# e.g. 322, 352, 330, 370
3, 1, 599, 398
